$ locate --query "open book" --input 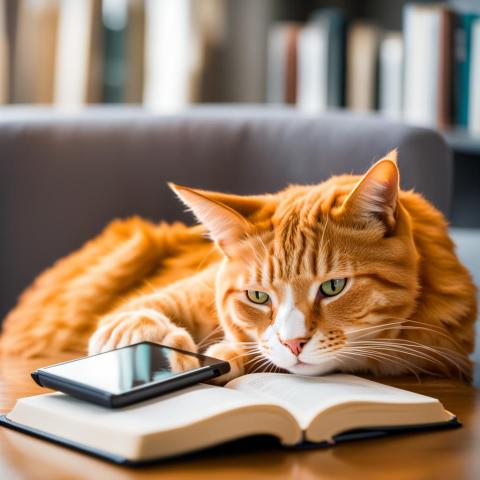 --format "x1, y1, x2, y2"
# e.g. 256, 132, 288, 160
0, 373, 457, 465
